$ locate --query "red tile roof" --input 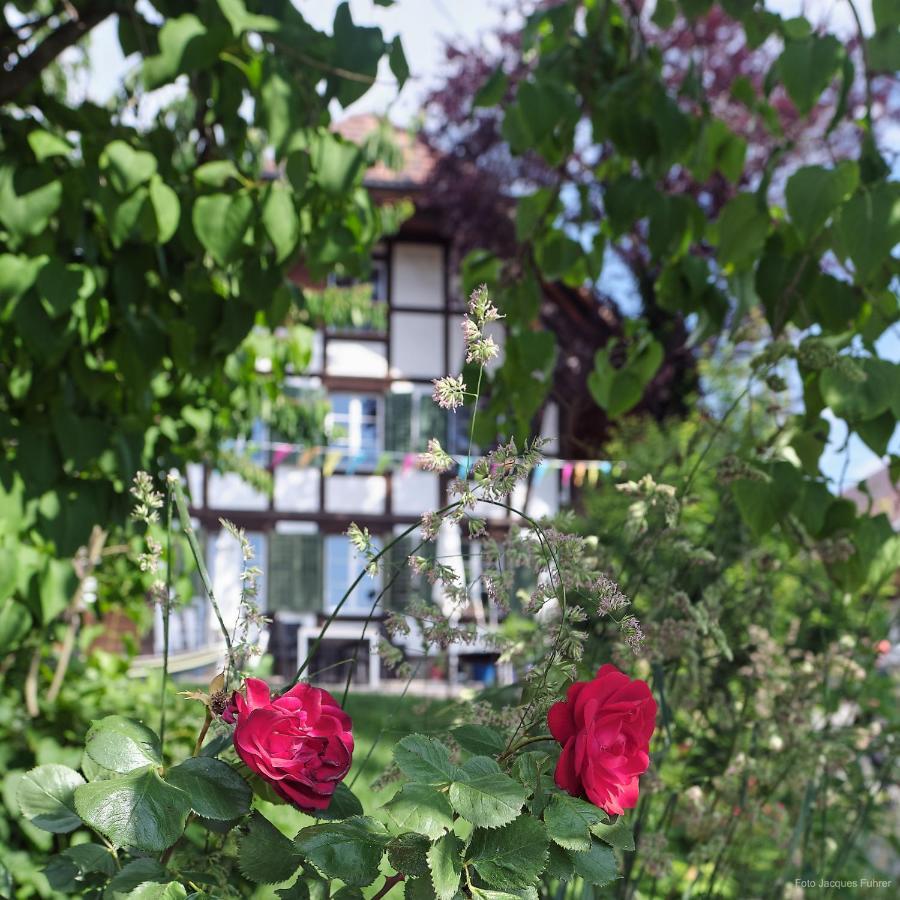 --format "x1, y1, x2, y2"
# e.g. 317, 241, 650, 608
334, 114, 437, 189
